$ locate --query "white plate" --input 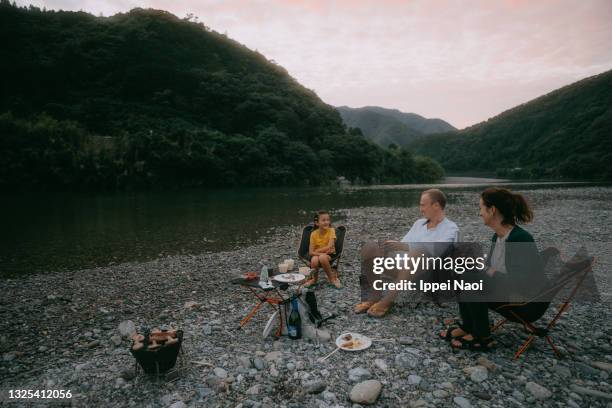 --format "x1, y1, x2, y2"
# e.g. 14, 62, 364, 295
335, 332, 372, 351
272, 273, 306, 284
263, 311, 278, 338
